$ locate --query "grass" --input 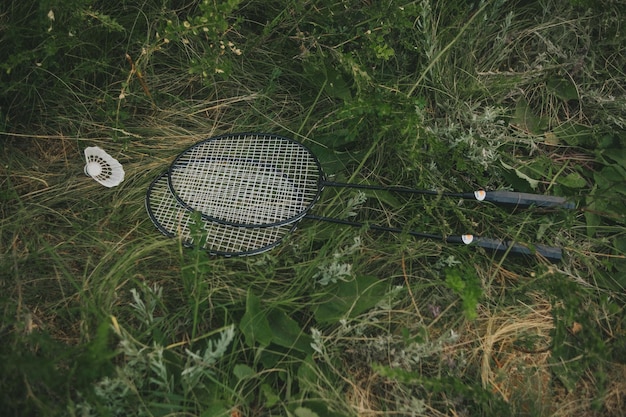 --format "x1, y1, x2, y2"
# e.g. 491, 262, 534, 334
1, 0, 626, 416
